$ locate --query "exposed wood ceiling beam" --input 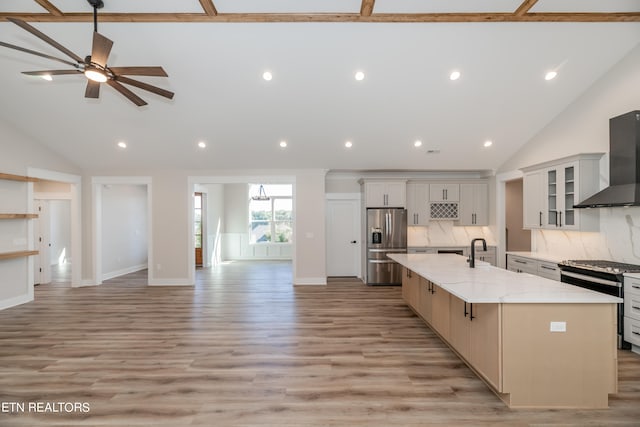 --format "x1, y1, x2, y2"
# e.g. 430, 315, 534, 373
360, 0, 375, 17
198, 0, 218, 16
1, 12, 638, 23
515, 0, 539, 17
33, 0, 63, 17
